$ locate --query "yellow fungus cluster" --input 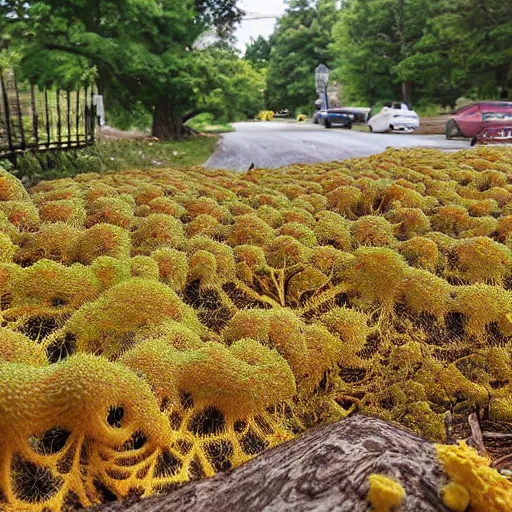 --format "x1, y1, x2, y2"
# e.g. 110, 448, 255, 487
0, 146, 512, 510
367, 474, 405, 512
437, 442, 512, 512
